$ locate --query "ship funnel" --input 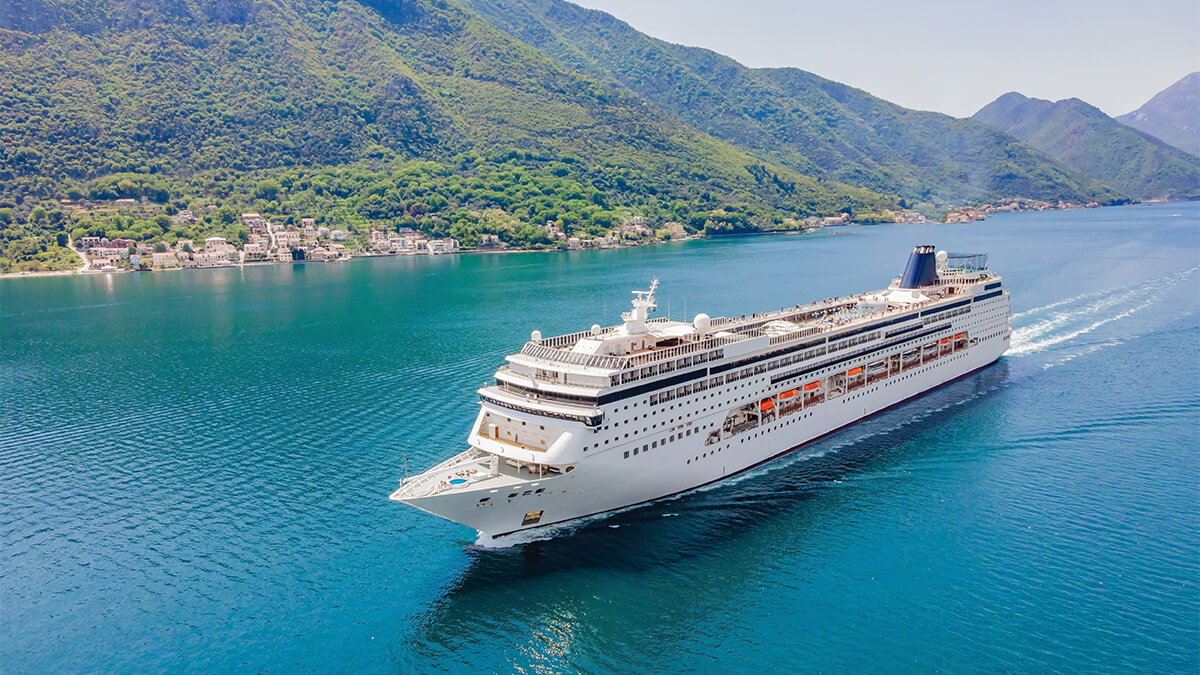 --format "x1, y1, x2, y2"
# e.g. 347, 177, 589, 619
899, 245, 938, 289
